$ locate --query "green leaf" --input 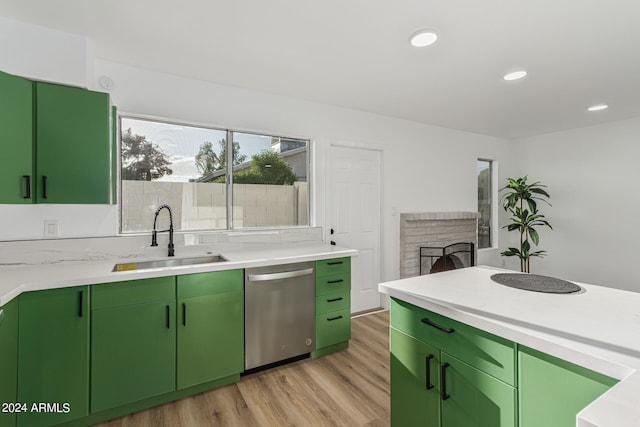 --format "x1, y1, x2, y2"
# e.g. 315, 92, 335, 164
529, 228, 540, 245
